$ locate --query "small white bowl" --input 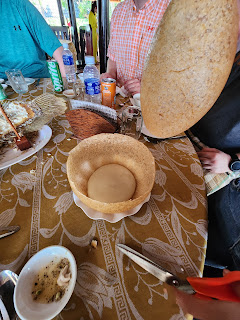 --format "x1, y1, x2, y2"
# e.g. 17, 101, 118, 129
14, 246, 77, 320
0, 78, 4, 84
63, 89, 76, 98
1, 84, 7, 90
133, 93, 141, 108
